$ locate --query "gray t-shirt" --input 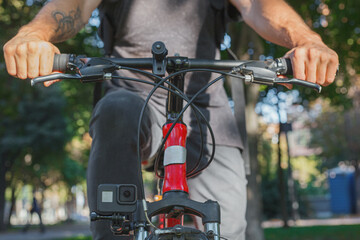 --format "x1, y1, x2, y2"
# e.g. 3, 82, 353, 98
98, 0, 243, 150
